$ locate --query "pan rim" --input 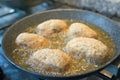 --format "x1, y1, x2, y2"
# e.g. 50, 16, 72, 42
2, 9, 120, 78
